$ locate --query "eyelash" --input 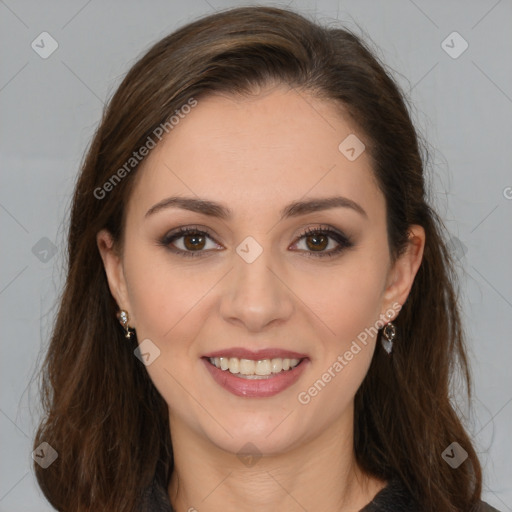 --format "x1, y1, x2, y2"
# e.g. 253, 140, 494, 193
159, 224, 354, 259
